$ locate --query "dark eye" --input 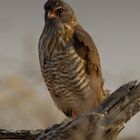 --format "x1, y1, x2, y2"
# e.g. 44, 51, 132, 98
55, 7, 64, 15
